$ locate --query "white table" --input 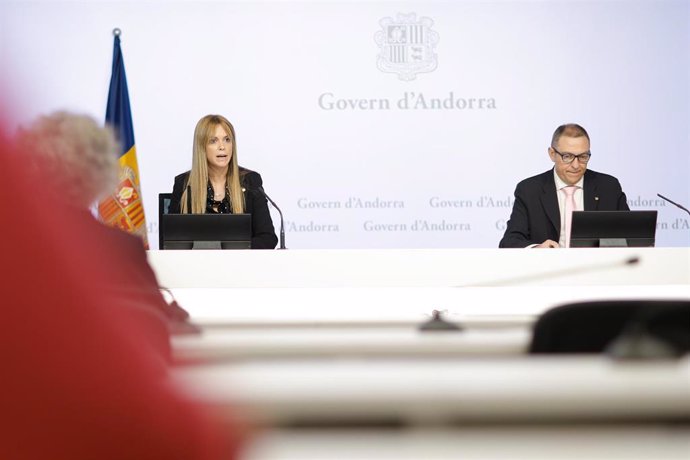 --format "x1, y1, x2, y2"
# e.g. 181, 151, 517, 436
170, 285, 690, 328
149, 247, 690, 288
174, 356, 690, 426
172, 327, 530, 361
158, 248, 690, 458
242, 425, 690, 460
